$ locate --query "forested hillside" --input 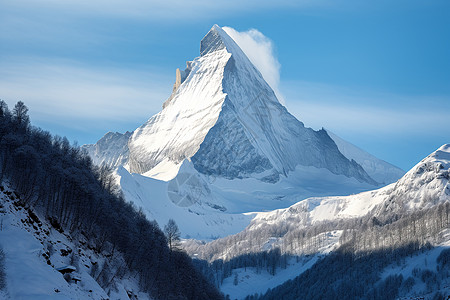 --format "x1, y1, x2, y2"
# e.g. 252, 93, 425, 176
257, 204, 450, 300
189, 201, 450, 299
0, 100, 222, 300
184, 144, 450, 299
